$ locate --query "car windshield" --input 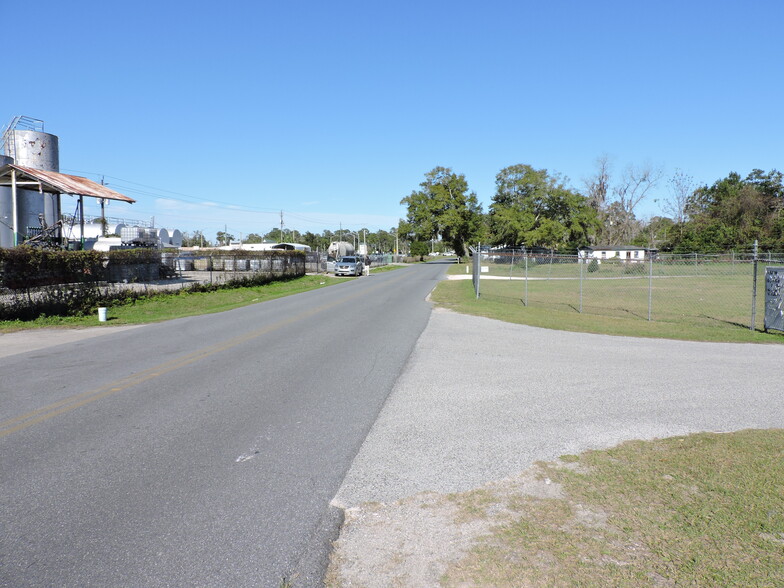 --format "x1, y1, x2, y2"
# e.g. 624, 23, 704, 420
340, 257, 357, 263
